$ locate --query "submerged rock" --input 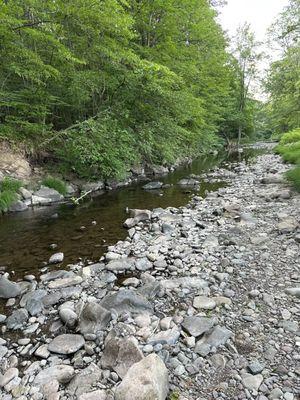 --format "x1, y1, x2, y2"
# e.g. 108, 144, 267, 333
142, 181, 163, 190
